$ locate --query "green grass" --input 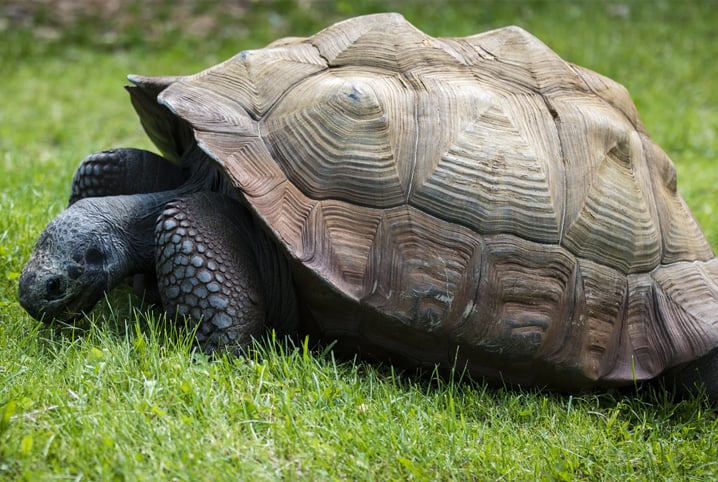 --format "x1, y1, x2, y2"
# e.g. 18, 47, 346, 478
2, 0, 718, 479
